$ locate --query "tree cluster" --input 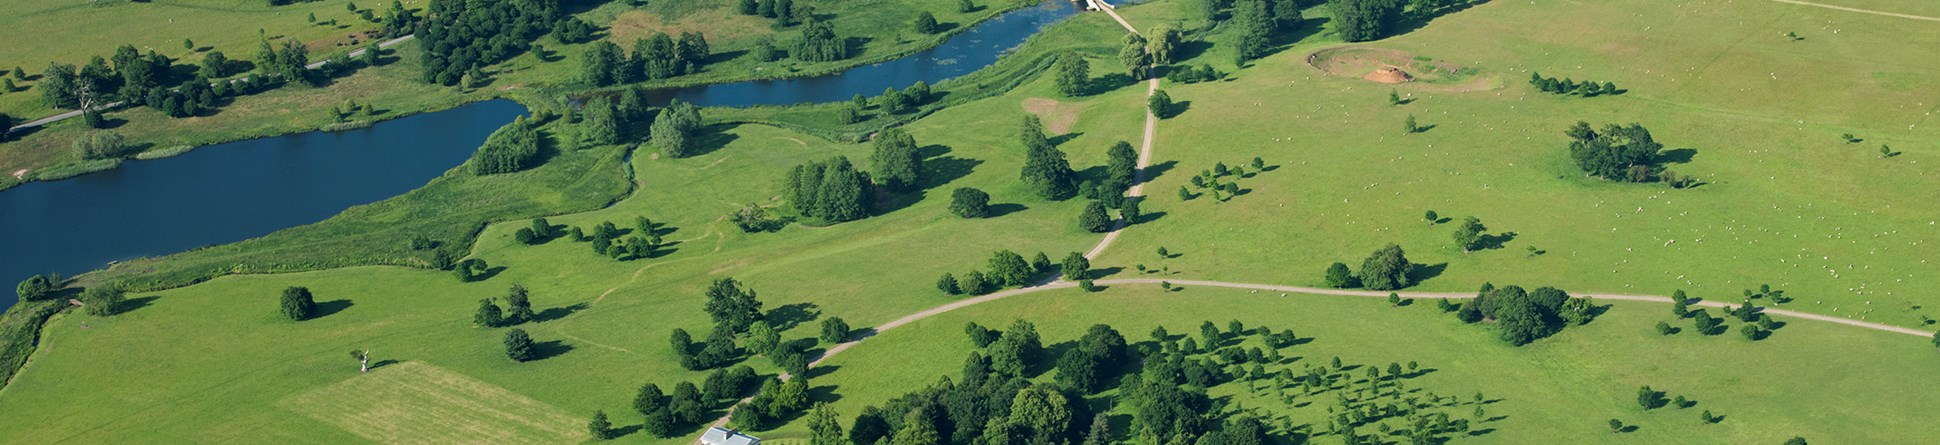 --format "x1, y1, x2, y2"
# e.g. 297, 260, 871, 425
1328, 0, 1403, 42
1529, 72, 1620, 97
784, 156, 875, 223
870, 128, 927, 191
794, 17, 849, 62
578, 87, 656, 146
415, 0, 560, 86
471, 116, 544, 174
651, 99, 704, 158
1018, 115, 1077, 200
1447, 283, 1597, 345
1565, 121, 1665, 183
